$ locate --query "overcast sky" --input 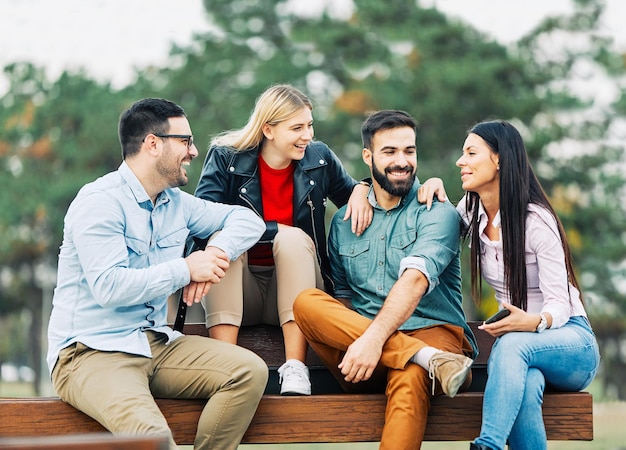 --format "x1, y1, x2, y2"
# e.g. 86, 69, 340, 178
1, 0, 625, 95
